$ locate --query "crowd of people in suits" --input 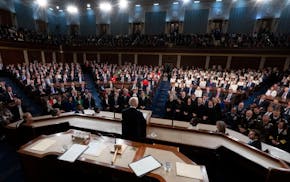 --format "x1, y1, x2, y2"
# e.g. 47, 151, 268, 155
164, 66, 290, 152
1, 24, 290, 49
86, 61, 163, 112
3, 62, 97, 115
